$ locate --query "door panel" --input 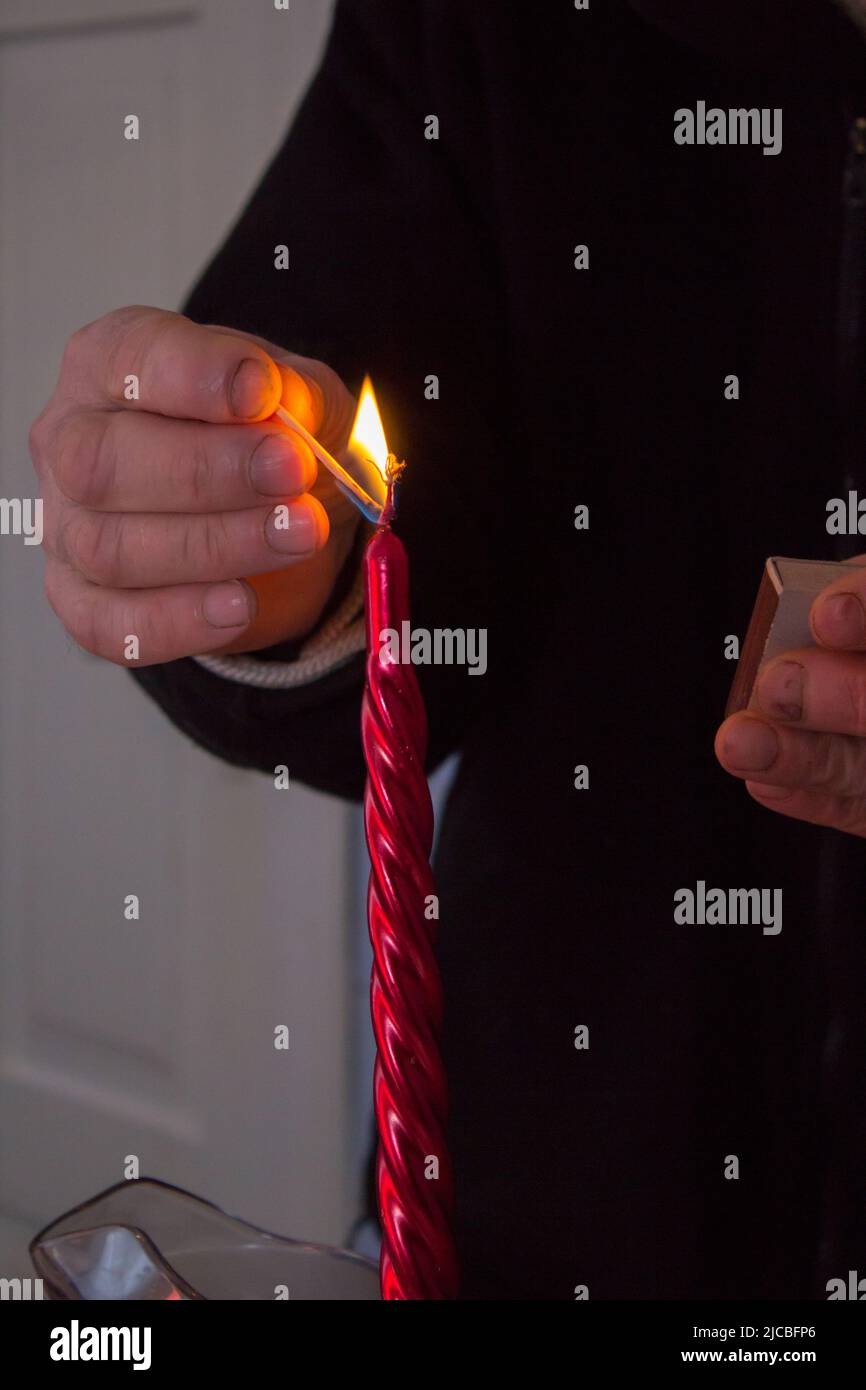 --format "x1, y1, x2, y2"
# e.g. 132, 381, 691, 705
0, 0, 355, 1248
